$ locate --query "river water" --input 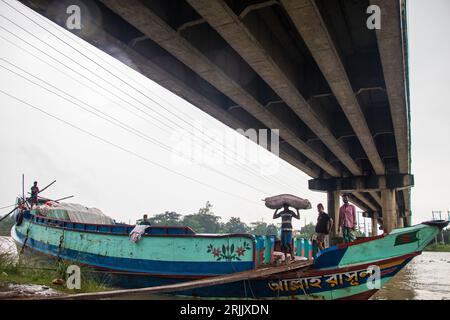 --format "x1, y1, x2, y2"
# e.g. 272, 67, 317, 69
1, 236, 449, 299
371, 251, 450, 300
